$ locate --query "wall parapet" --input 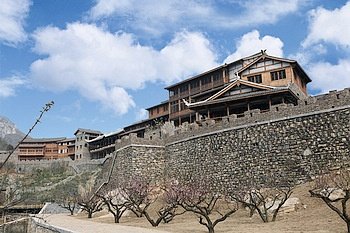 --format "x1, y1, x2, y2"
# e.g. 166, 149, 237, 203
162, 88, 350, 144
115, 133, 164, 150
